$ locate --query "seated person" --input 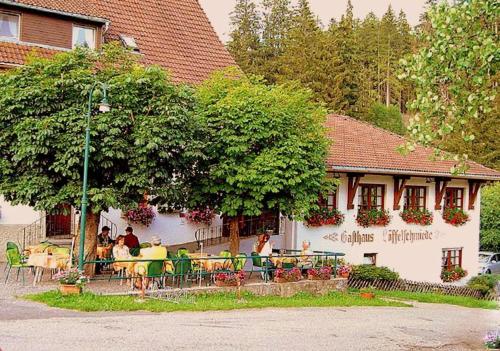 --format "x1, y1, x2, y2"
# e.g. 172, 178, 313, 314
255, 233, 273, 258
95, 226, 114, 274
112, 235, 132, 272
297, 240, 313, 269
123, 226, 140, 255
135, 235, 167, 296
